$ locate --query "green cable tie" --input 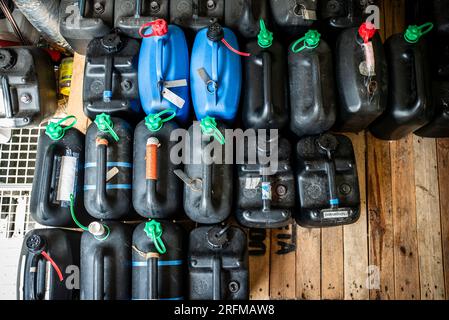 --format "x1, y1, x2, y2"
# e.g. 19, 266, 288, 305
45, 115, 77, 141
200, 116, 225, 145
69, 194, 88, 231
291, 29, 321, 53
145, 108, 177, 132
144, 220, 167, 254
404, 22, 434, 43
258, 19, 273, 48
94, 113, 119, 141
